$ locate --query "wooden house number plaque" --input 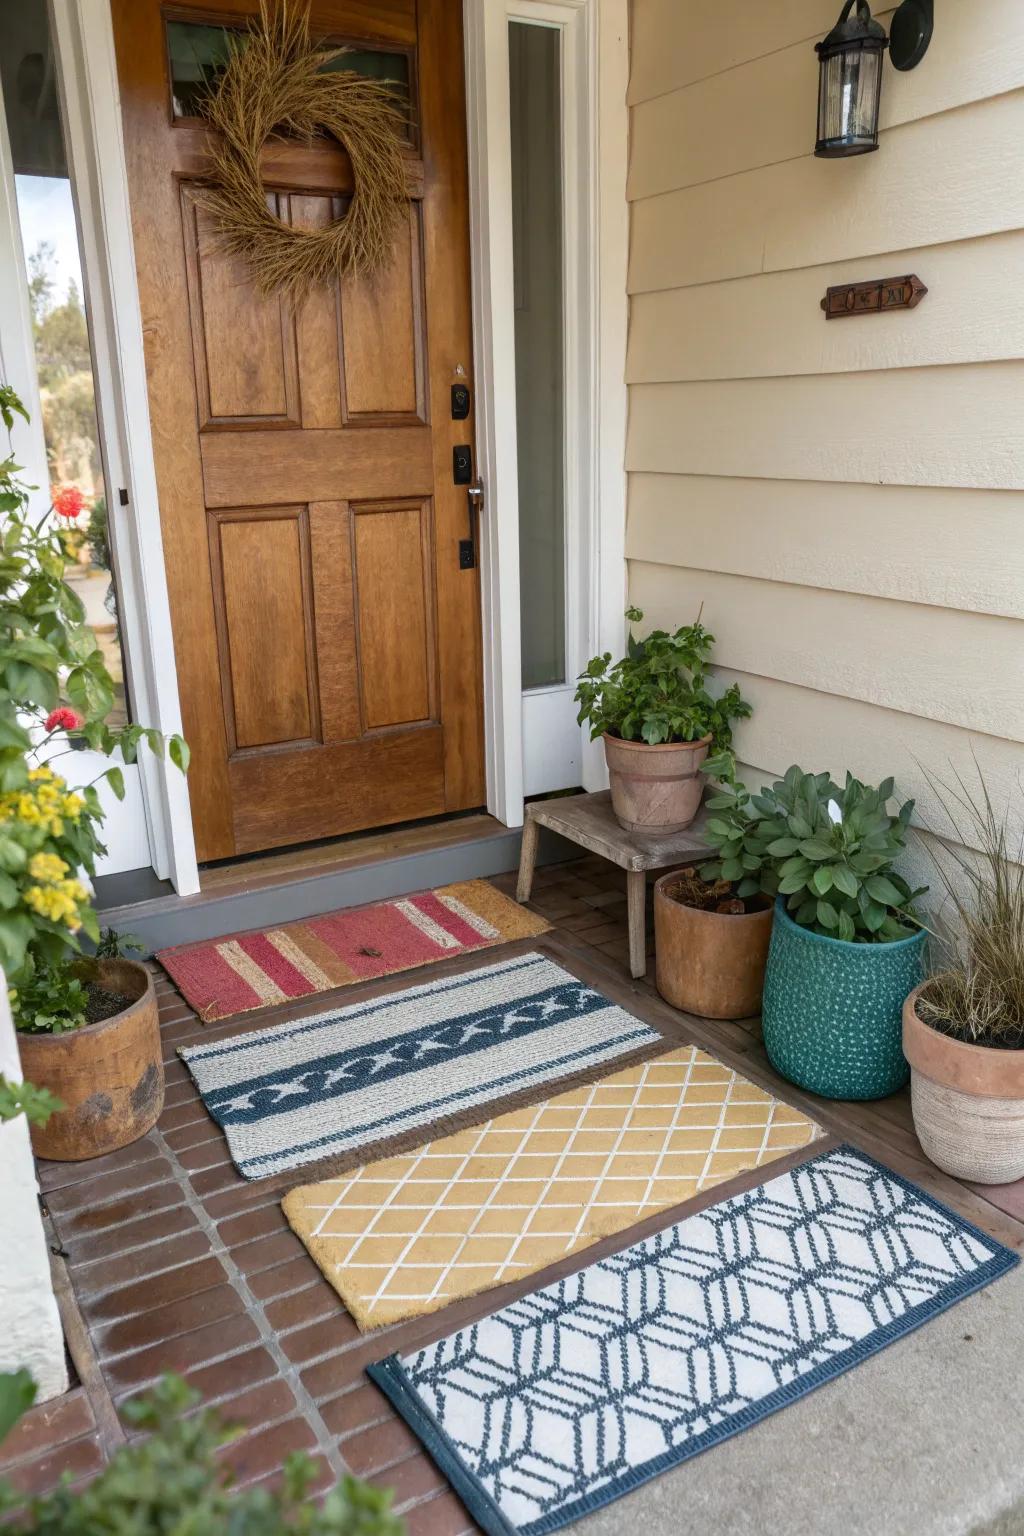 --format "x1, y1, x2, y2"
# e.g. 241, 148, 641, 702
820, 273, 927, 319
